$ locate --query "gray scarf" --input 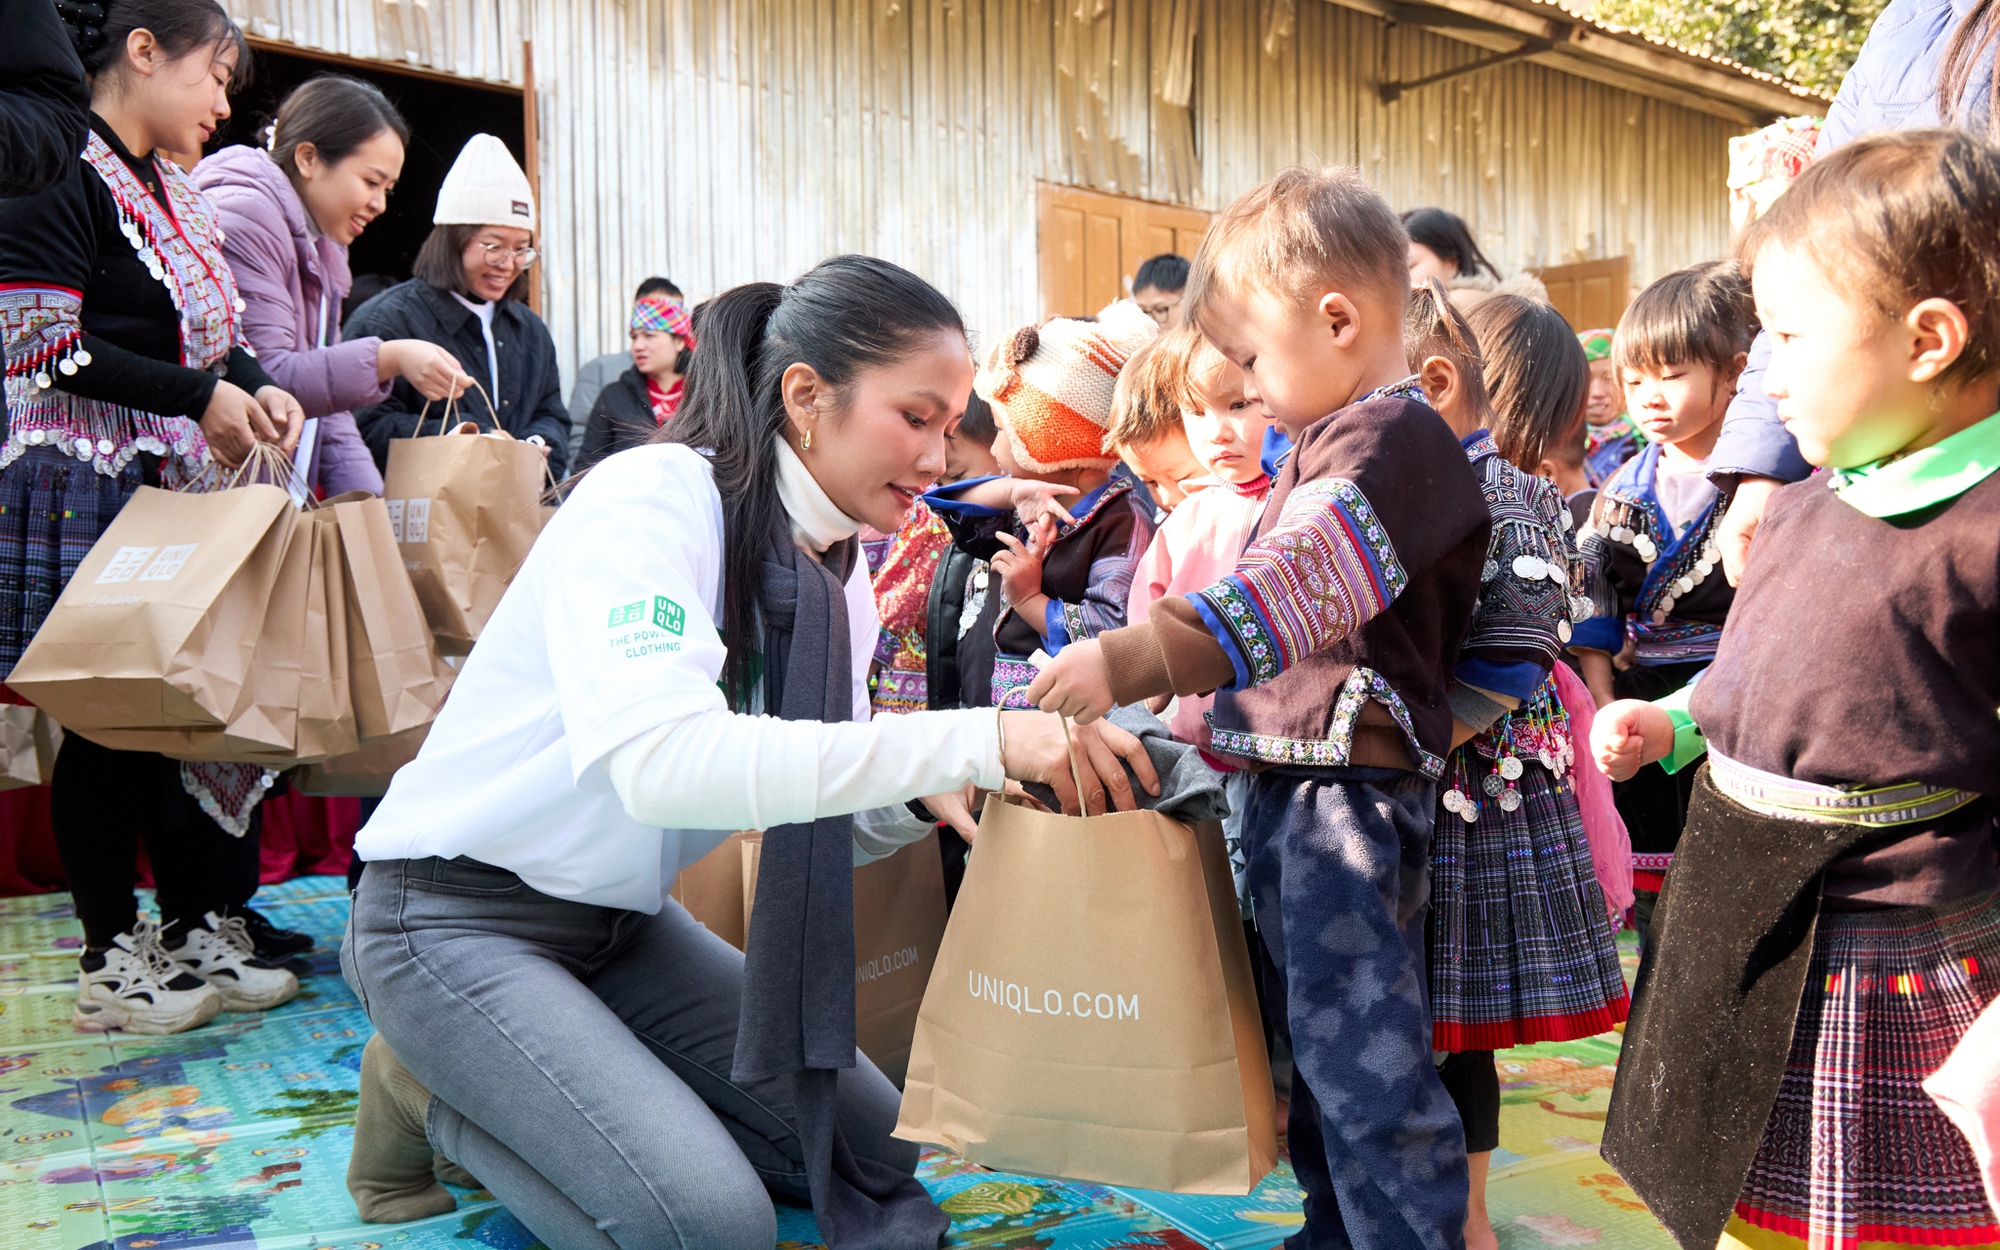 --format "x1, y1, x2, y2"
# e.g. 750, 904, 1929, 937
732, 508, 948, 1249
